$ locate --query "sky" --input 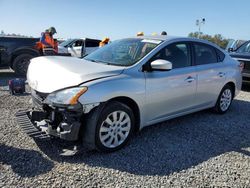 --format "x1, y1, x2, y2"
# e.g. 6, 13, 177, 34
0, 0, 250, 40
